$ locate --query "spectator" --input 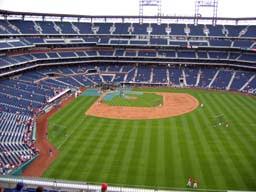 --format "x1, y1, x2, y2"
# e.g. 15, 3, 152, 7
0, 184, 4, 192
15, 182, 24, 192
101, 183, 108, 192
36, 186, 44, 192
